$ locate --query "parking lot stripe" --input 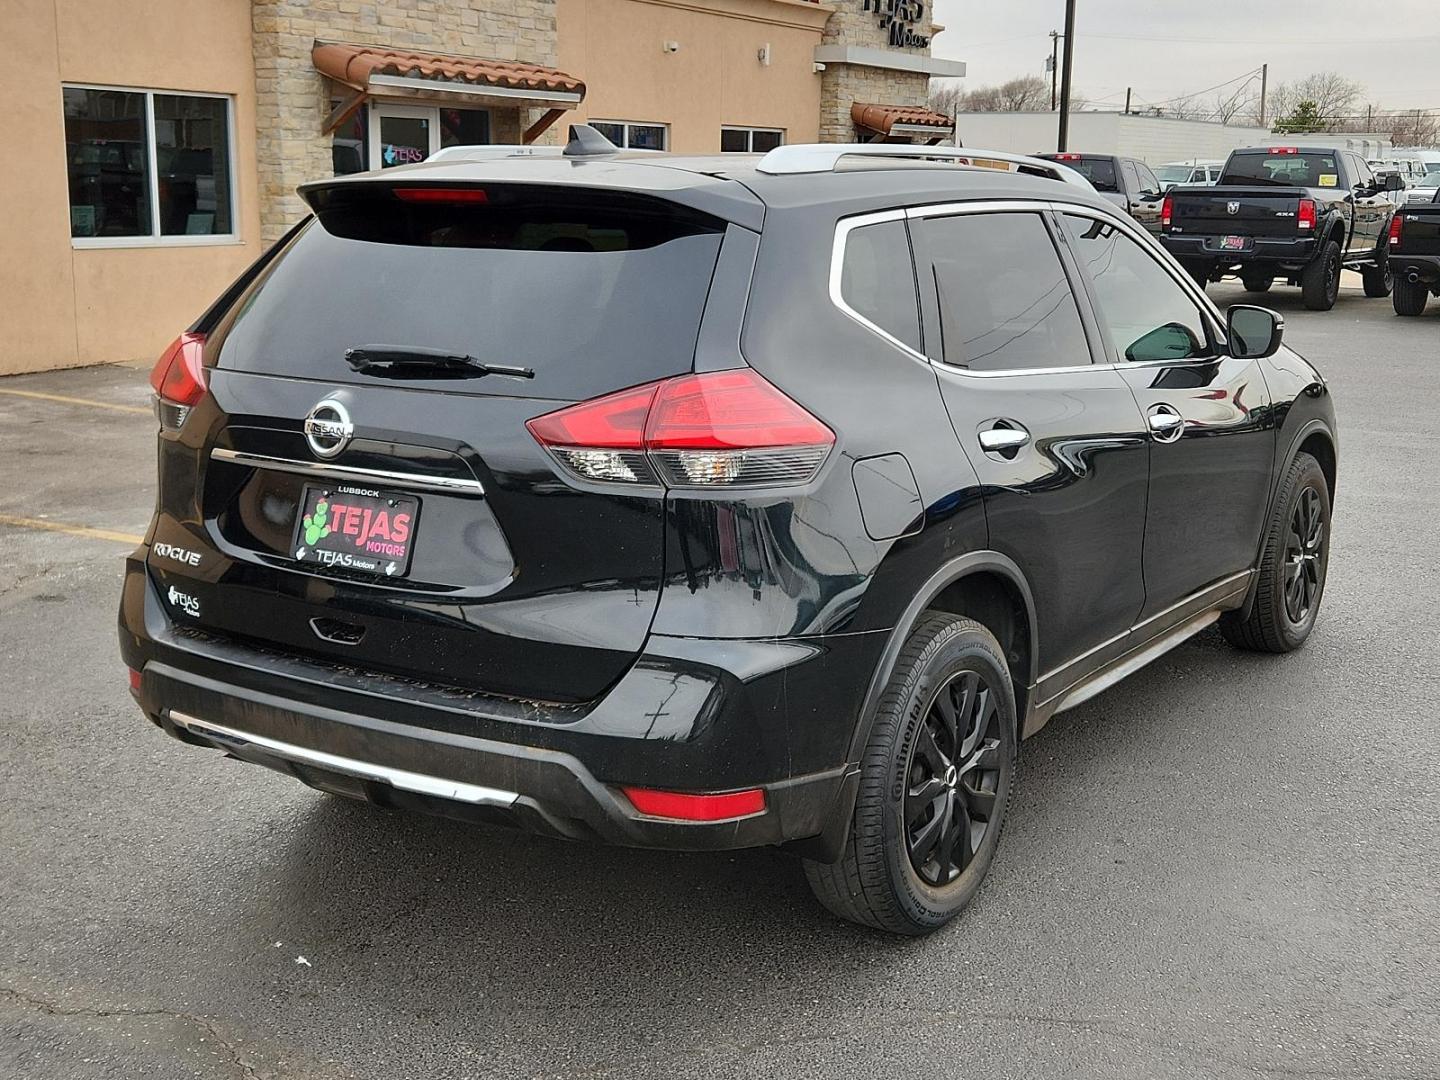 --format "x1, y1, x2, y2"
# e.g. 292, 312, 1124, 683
0, 514, 143, 545
0, 388, 150, 415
